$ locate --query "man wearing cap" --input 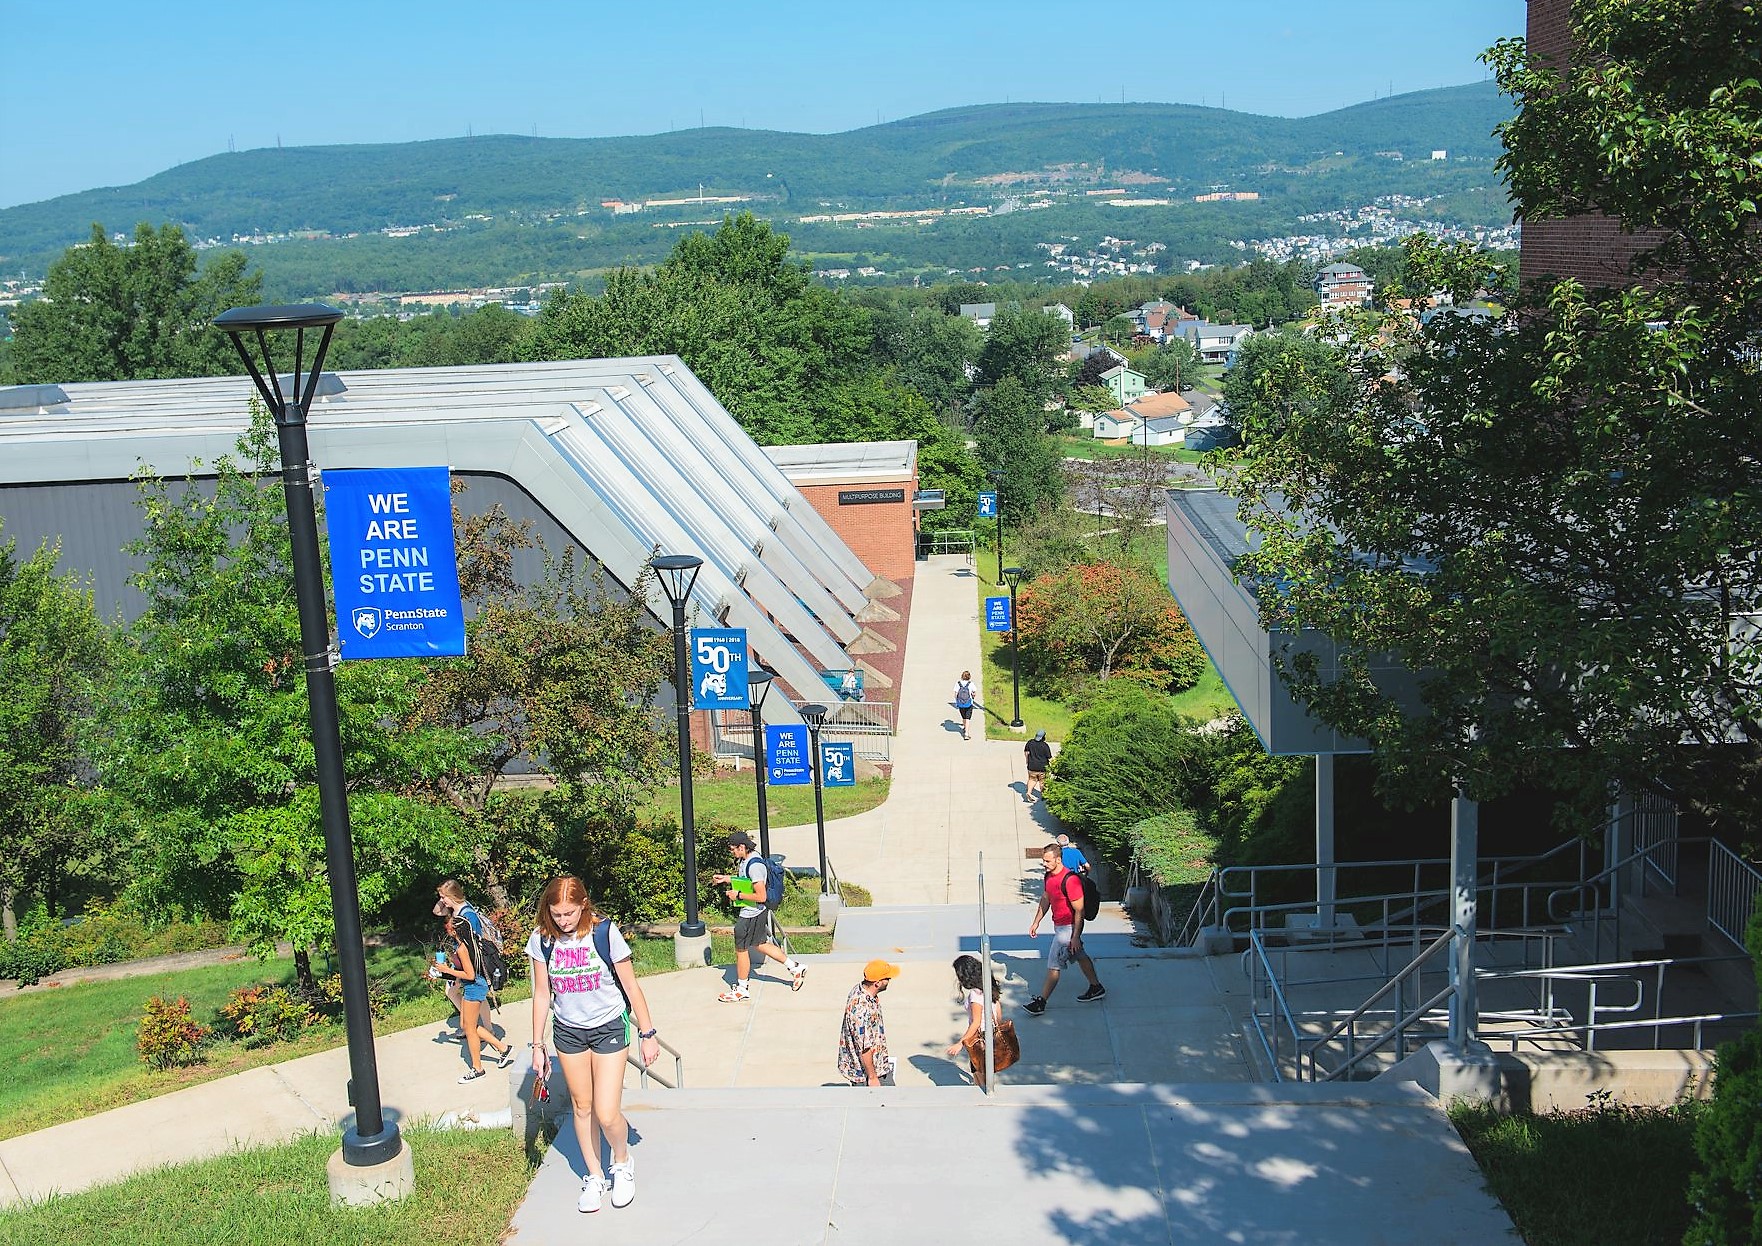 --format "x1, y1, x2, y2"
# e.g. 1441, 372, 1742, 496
838, 960, 899, 1086
711, 831, 807, 1003
1024, 729, 1053, 802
